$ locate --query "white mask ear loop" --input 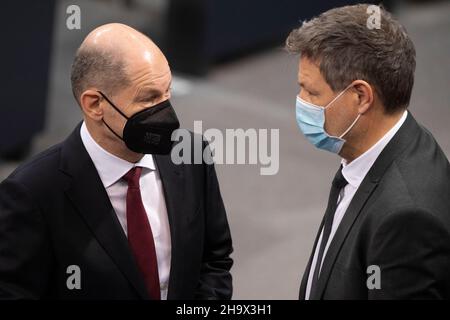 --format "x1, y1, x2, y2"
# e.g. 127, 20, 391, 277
339, 113, 361, 139
324, 83, 361, 139
324, 84, 353, 110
